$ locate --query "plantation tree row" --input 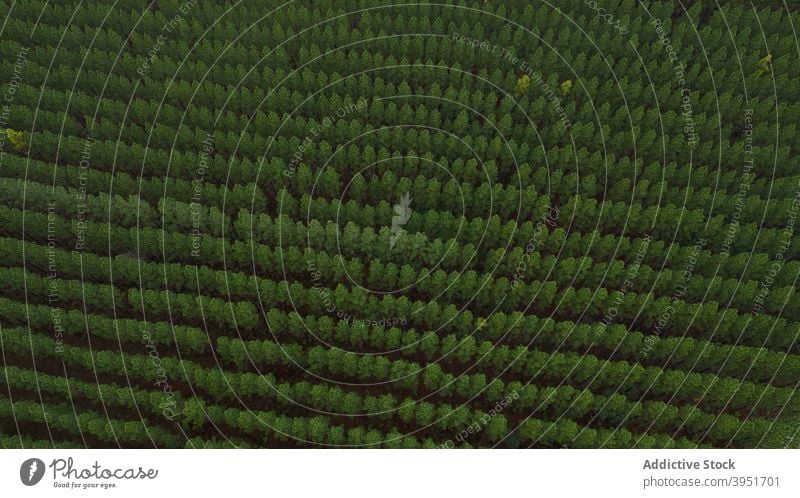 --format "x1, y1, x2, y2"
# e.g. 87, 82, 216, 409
0, 397, 181, 447
5, 227, 800, 328
5, 151, 799, 227
8, 202, 799, 294
4, 82, 791, 189
0, 366, 181, 424
4, 282, 791, 426
4, 0, 794, 109
7, 153, 799, 237
8, 173, 800, 266
3, 62, 791, 186
2, 236, 797, 355
6, 273, 795, 396
0, 297, 208, 354
0, 327, 742, 447
3, 237, 797, 356
6, 170, 798, 306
